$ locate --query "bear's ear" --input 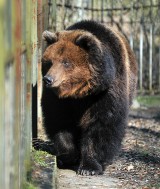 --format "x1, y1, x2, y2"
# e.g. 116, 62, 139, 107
75, 34, 102, 52
42, 30, 57, 45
